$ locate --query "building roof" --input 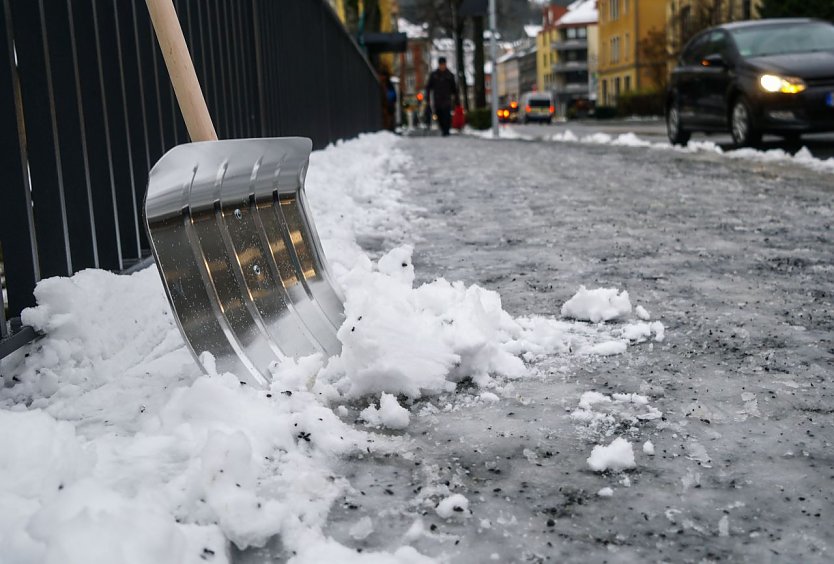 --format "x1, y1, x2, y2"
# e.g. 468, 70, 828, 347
398, 17, 429, 39
557, 0, 598, 27
524, 25, 543, 38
